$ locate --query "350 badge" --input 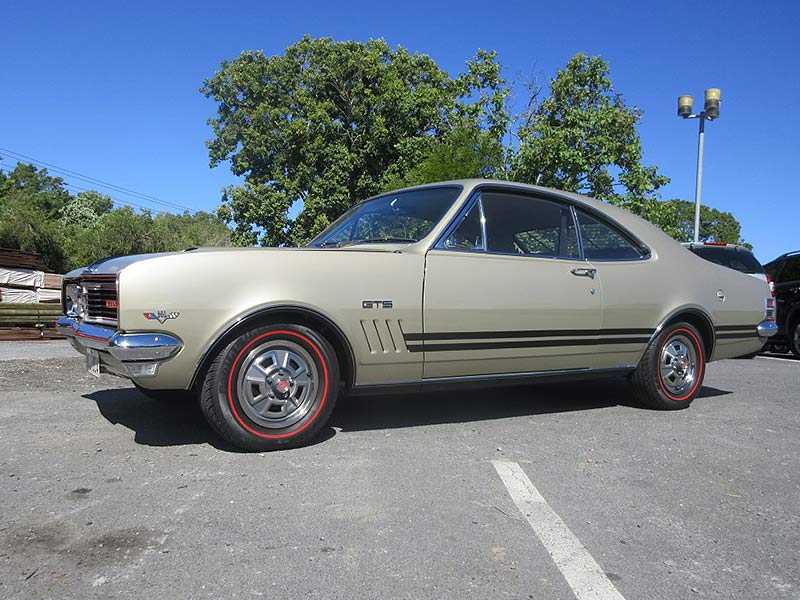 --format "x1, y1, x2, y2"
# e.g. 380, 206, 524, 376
143, 310, 180, 324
